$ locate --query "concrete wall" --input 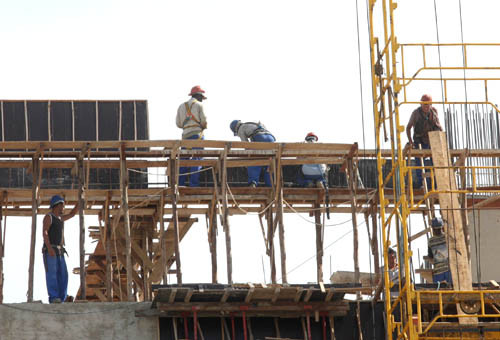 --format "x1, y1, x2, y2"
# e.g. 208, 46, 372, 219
469, 210, 500, 282
0, 302, 158, 340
